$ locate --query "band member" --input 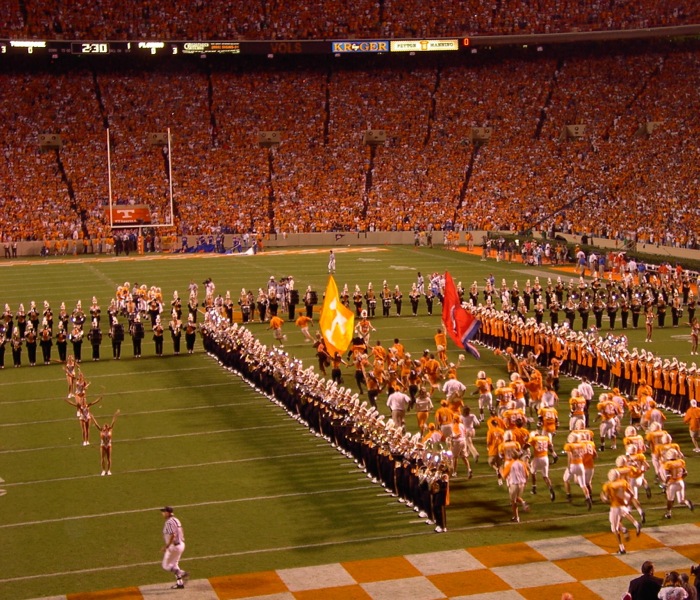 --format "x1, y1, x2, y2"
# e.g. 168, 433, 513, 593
92, 410, 119, 475
303, 286, 317, 319
16, 303, 27, 339
393, 285, 403, 317
130, 314, 145, 358
71, 300, 86, 330
39, 318, 53, 364
381, 282, 392, 318
185, 314, 197, 354
256, 288, 268, 322
28, 301, 40, 332
365, 283, 377, 318
89, 296, 101, 326
287, 279, 299, 321
153, 316, 165, 356
267, 286, 279, 318
353, 285, 364, 317
169, 311, 182, 355
409, 284, 420, 316
340, 284, 350, 308
187, 292, 198, 323
87, 318, 102, 361
69, 323, 84, 363
425, 287, 435, 316
222, 291, 234, 323
171, 290, 182, 320
110, 316, 125, 359
55, 322, 68, 362
24, 322, 38, 366
238, 288, 252, 324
